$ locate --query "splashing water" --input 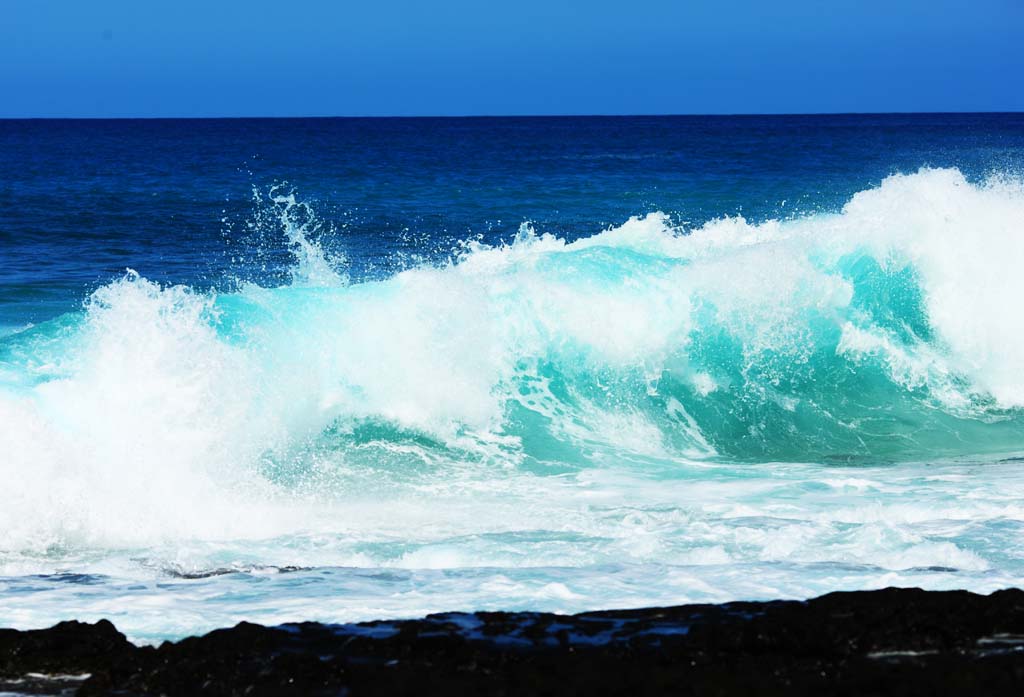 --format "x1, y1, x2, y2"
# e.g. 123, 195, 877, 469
3, 168, 1024, 642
